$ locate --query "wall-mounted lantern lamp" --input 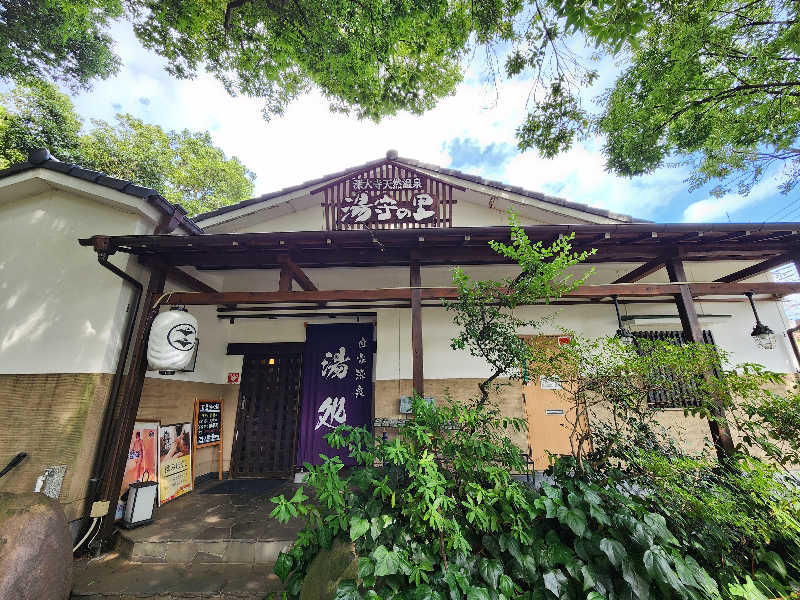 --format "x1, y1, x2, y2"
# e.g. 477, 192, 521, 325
745, 292, 776, 350
612, 295, 634, 344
